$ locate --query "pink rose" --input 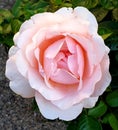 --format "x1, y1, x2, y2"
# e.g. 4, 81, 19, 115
5, 7, 111, 121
